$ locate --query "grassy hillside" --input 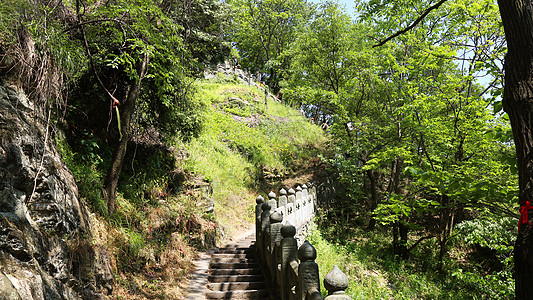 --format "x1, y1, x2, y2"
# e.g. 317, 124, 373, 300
58, 74, 327, 299
180, 77, 327, 235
